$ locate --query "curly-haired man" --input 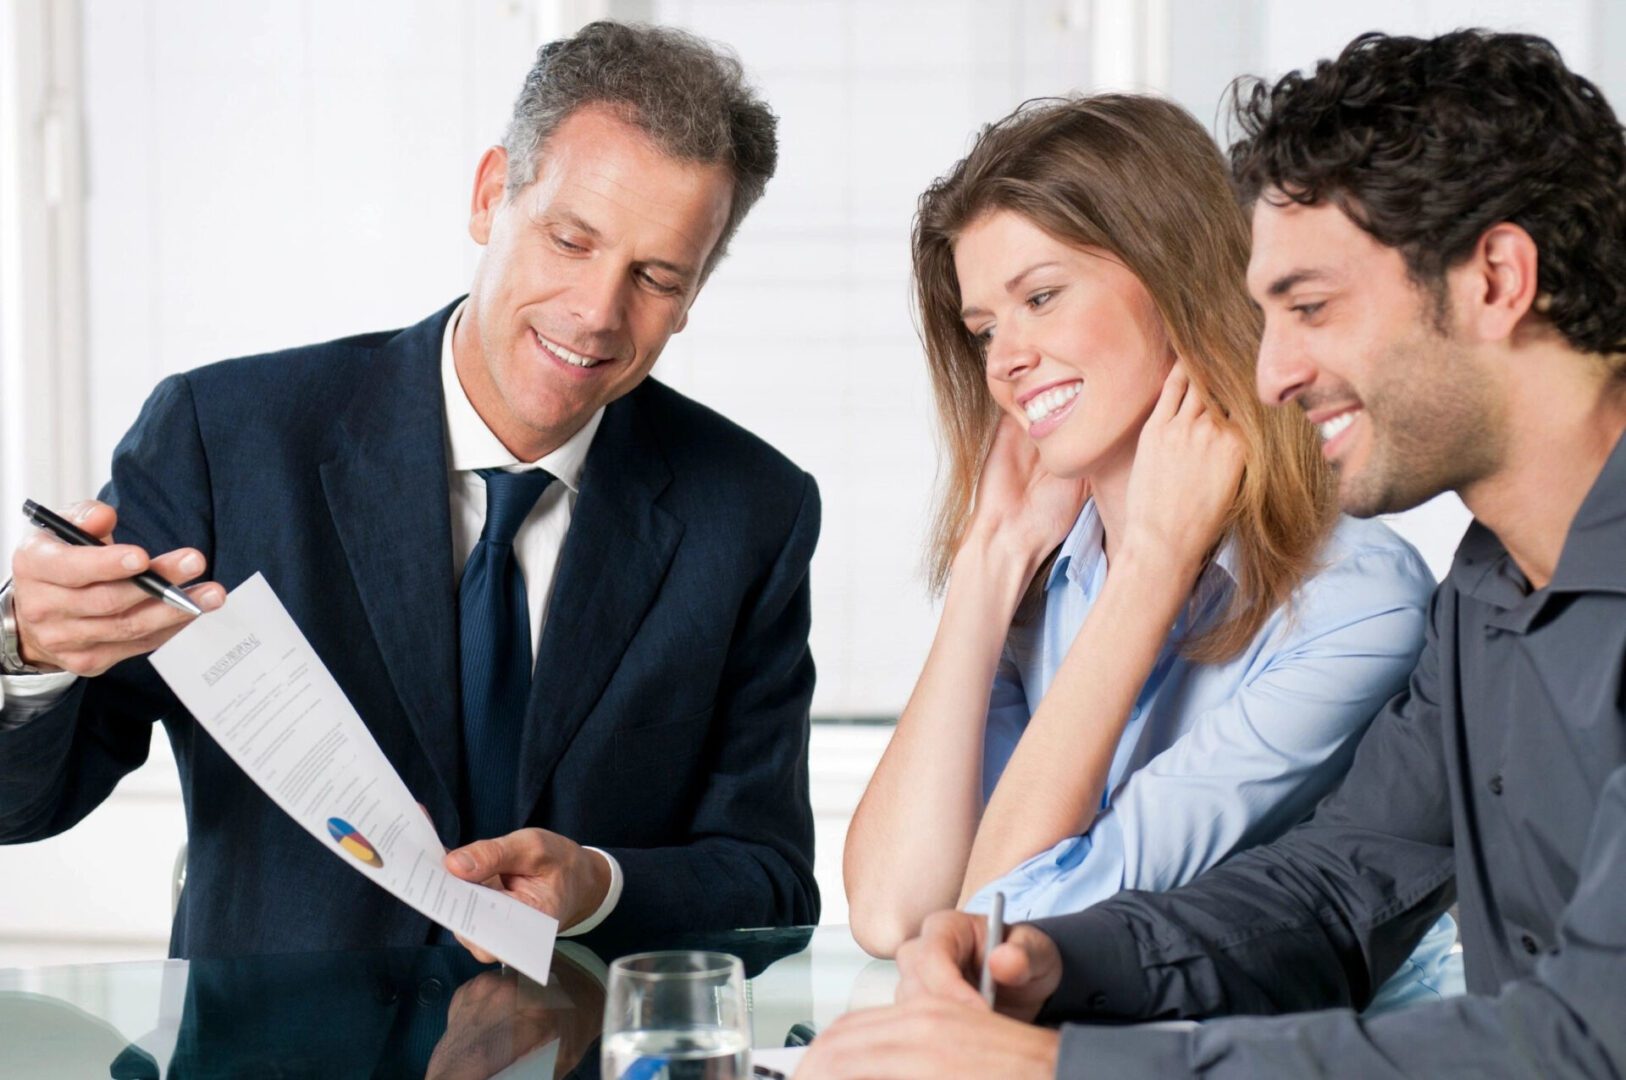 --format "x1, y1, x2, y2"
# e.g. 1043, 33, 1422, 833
802, 29, 1626, 1080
